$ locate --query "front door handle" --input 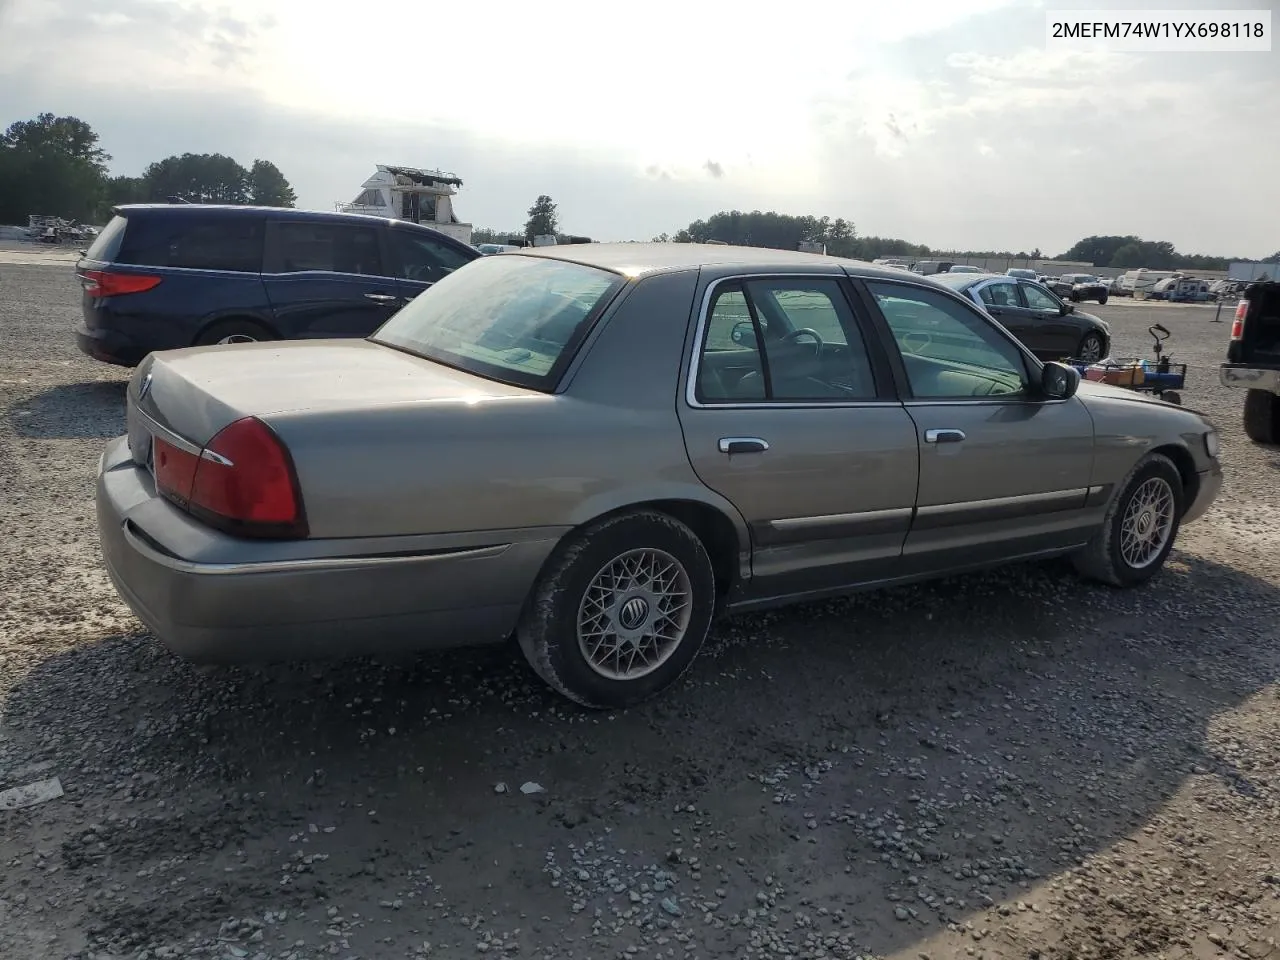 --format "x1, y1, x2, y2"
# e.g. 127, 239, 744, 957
719, 437, 770, 455
924, 428, 966, 444
364, 292, 398, 304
